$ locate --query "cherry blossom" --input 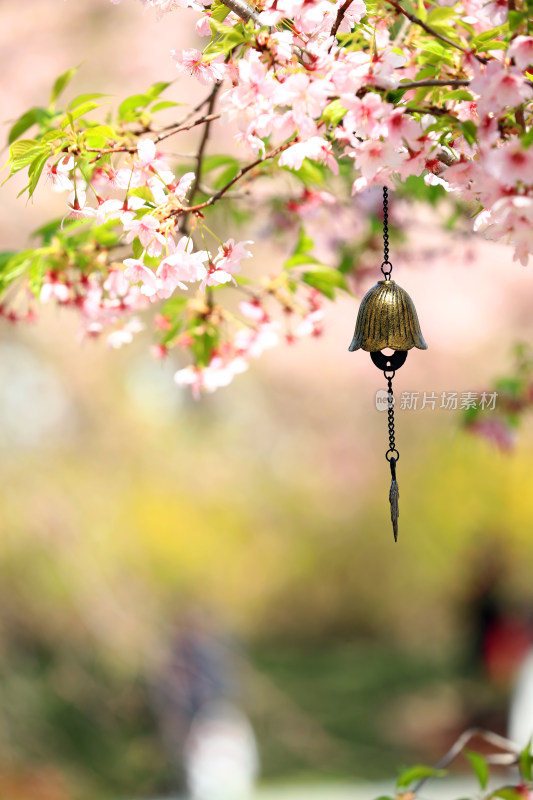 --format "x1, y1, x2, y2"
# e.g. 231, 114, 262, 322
123, 259, 159, 297
172, 48, 226, 84
5, 0, 533, 396
122, 213, 166, 255
509, 36, 533, 70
